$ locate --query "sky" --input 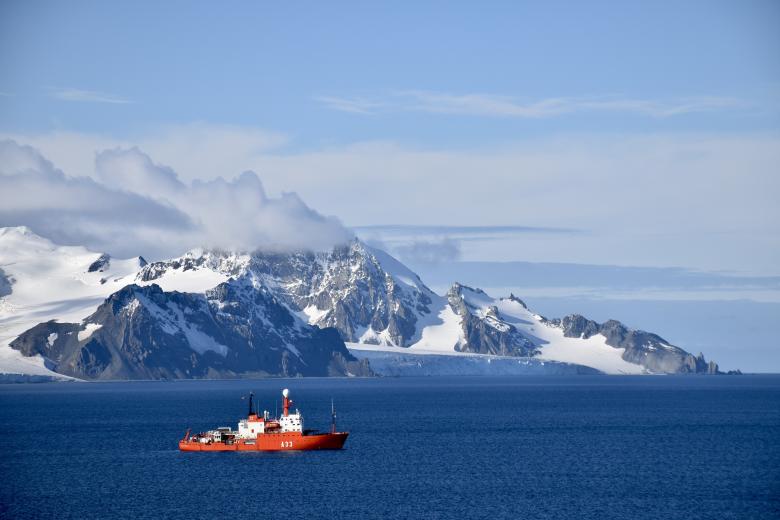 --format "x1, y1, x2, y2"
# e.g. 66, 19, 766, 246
0, 1, 779, 370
